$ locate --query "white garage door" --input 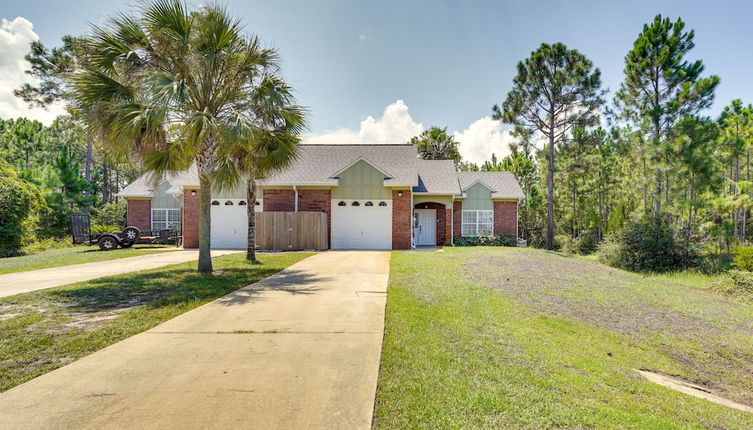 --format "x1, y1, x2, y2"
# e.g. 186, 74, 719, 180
331, 200, 392, 249
210, 201, 248, 249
